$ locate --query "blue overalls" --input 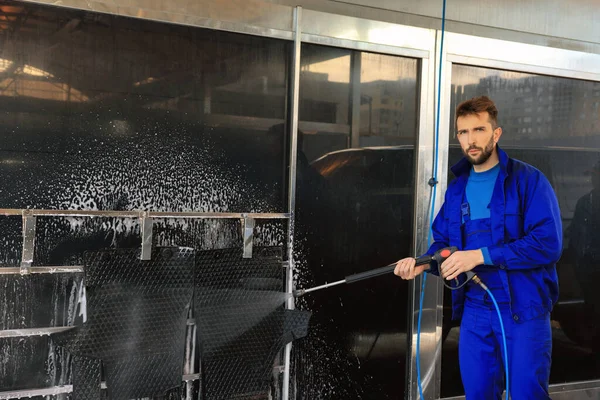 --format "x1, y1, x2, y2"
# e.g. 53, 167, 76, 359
459, 198, 552, 400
